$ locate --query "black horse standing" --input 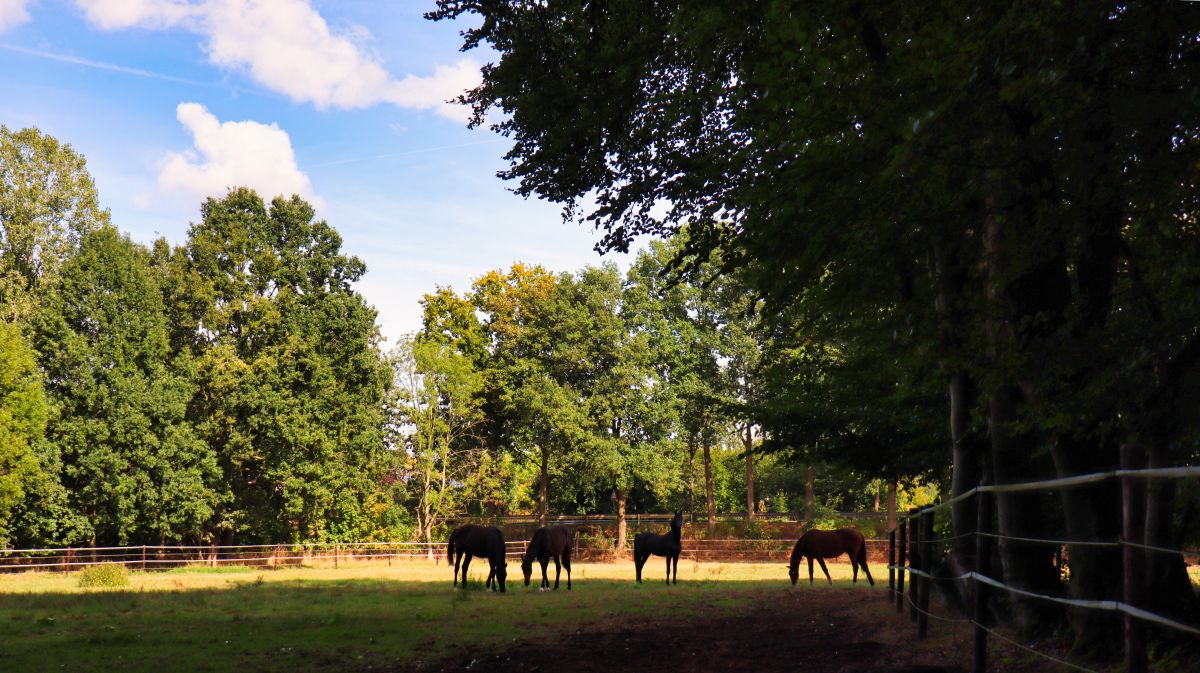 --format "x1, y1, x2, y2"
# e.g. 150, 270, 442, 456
521, 525, 574, 590
634, 511, 683, 584
448, 524, 508, 592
